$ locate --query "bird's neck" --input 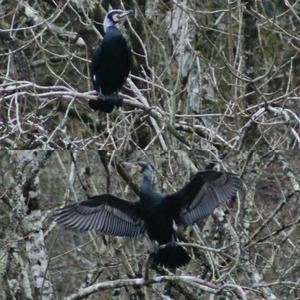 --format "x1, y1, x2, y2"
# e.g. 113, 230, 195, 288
141, 175, 154, 193
140, 172, 162, 212
105, 25, 116, 31
104, 26, 121, 38
103, 16, 114, 33
104, 20, 120, 34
